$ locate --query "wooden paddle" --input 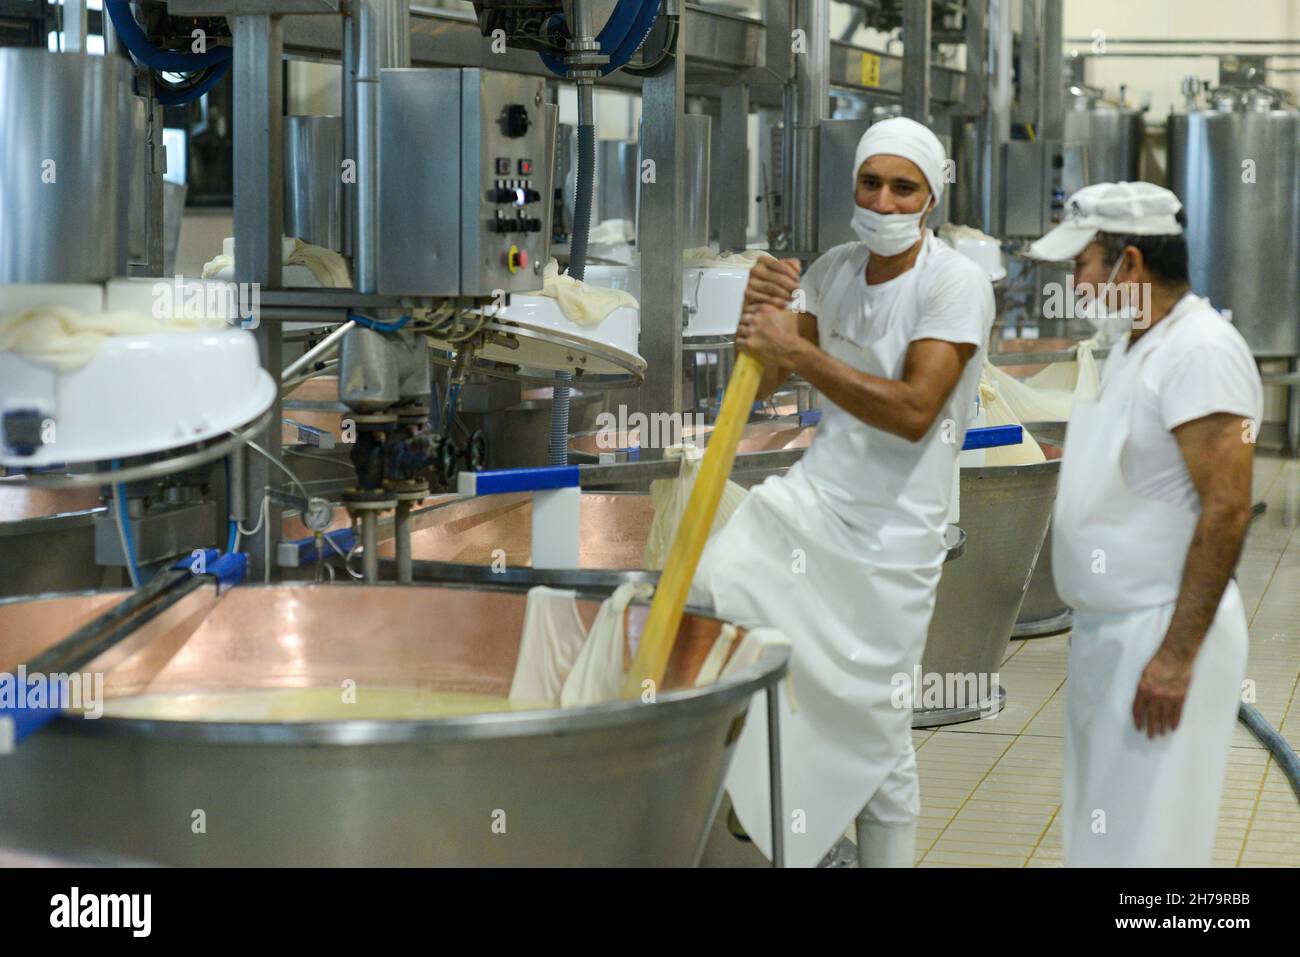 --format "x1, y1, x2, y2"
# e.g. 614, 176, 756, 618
621, 351, 764, 698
